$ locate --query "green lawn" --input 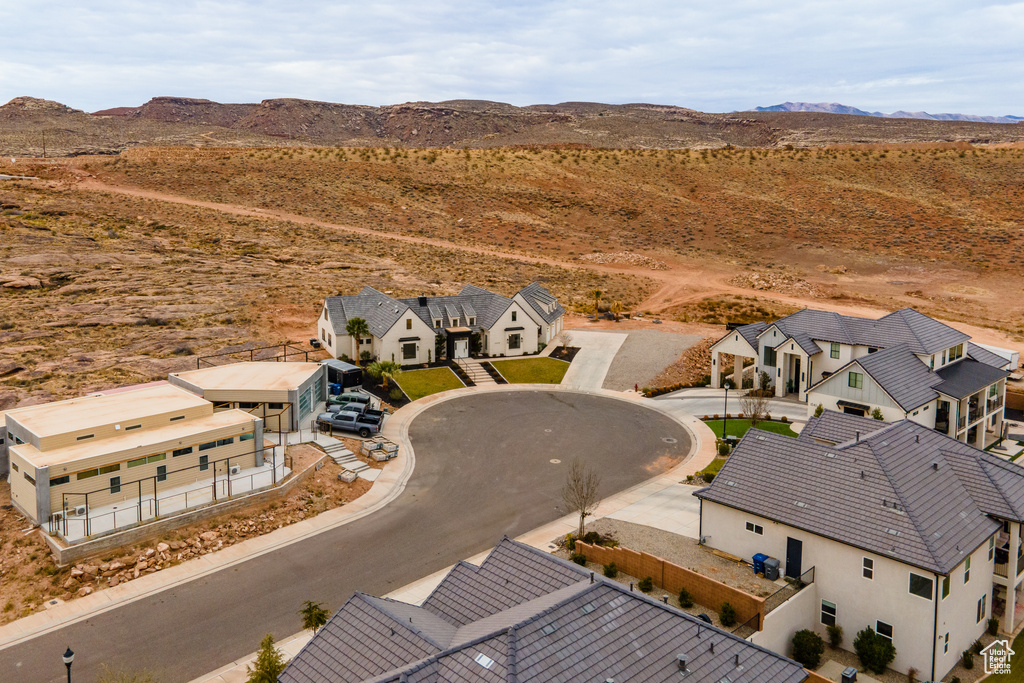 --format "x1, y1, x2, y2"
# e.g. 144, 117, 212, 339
394, 367, 465, 401
490, 357, 569, 384
699, 457, 727, 479
704, 419, 798, 439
